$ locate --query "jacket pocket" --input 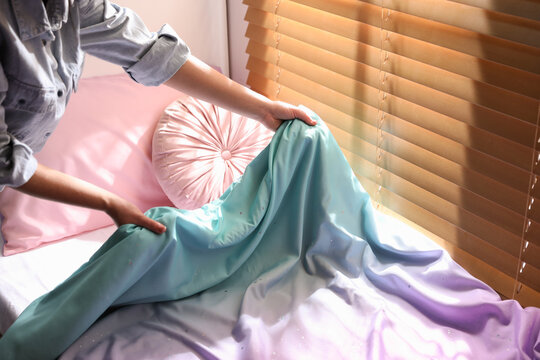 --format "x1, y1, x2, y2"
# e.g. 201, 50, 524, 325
3, 76, 56, 114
